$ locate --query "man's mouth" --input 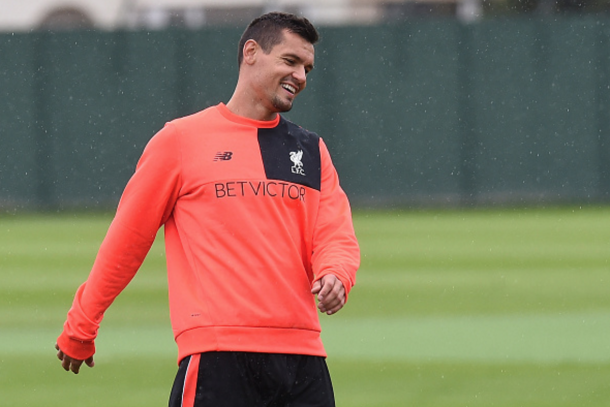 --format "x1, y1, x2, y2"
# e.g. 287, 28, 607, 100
281, 83, 297, 95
